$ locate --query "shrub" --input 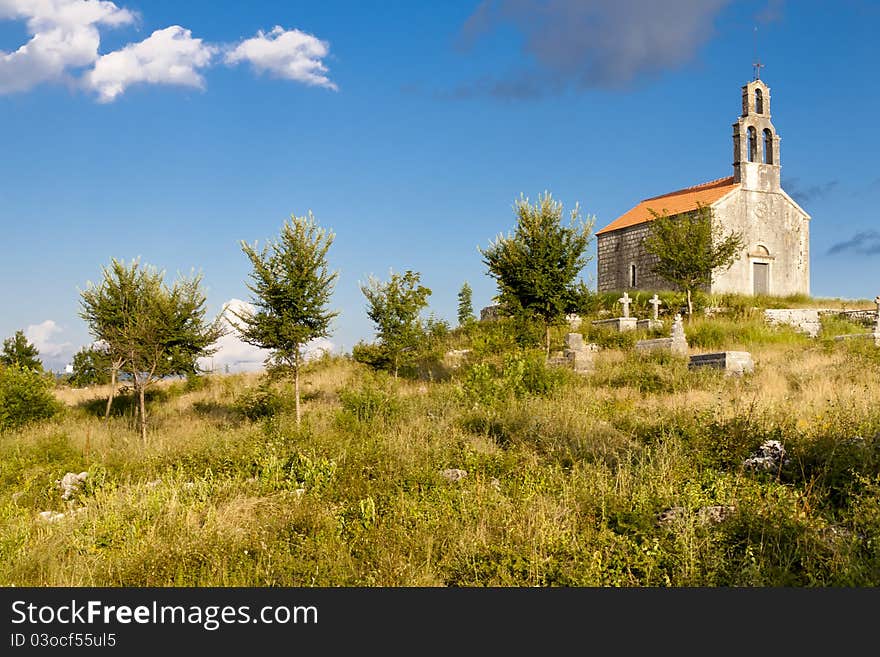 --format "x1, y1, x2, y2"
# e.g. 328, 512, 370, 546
459, 350, 568, 407
582, 325, 638, 351
234, 381, 285, 420
0, 365, 62, 430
